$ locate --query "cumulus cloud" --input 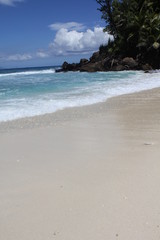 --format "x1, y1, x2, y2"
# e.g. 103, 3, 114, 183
0, 0, 23, 6
2, 23, 113, 63
7, 53, 32, 61
50, 27, 113, 55
49, 22, 85, 31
